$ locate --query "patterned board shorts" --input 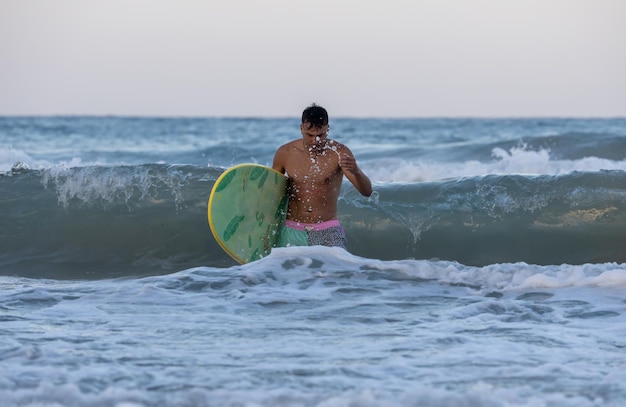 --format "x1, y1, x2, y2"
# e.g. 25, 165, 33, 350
277, 219, 347, 250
